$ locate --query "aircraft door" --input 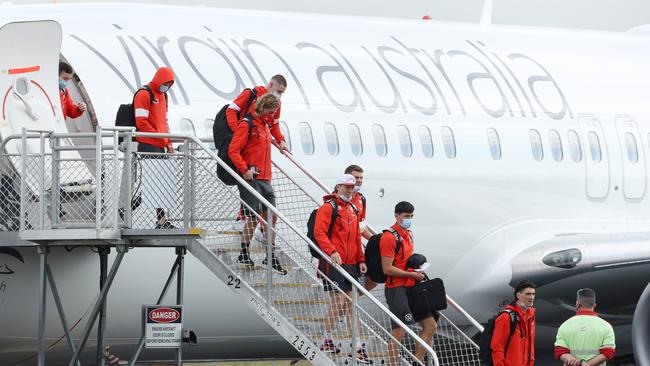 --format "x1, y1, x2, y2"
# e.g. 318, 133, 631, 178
616, 117, 646, 199
578, 116, 610, 199
0, 21, 64, 155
